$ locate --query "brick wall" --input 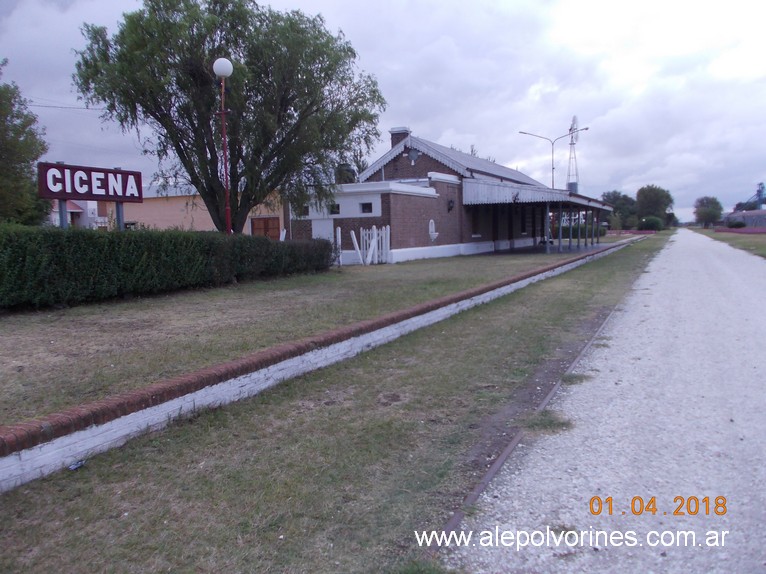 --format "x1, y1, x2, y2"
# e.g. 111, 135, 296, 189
386, 181, 462, 249
290, 218, 312, 241
366, 148, 461, 182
